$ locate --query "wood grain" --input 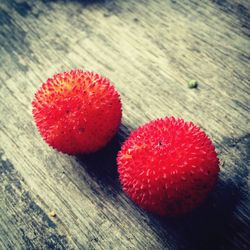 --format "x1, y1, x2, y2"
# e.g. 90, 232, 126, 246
0, 0, 249, 249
